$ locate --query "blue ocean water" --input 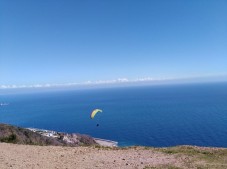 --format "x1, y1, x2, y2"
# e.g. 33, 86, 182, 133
1, 82, 227, 147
